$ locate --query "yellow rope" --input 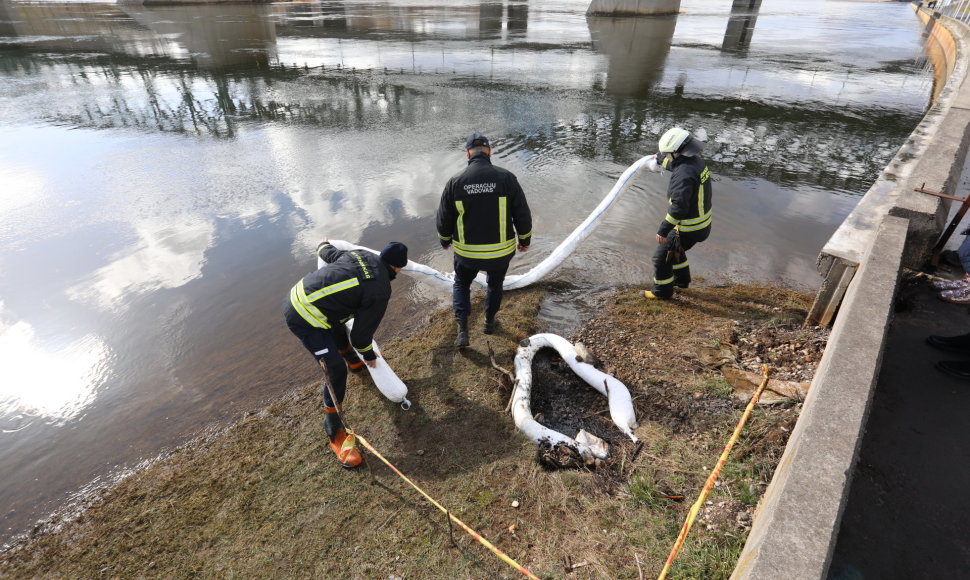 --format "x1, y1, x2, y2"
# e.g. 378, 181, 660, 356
323, 377, 536, 578
657, 365, 771, 580
351, 431, 541, 580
